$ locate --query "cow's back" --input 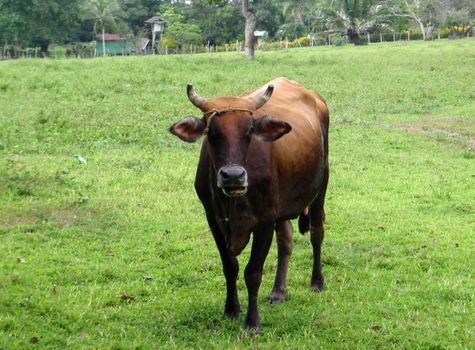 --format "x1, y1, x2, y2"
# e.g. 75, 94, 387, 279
242, 77, 329, 219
